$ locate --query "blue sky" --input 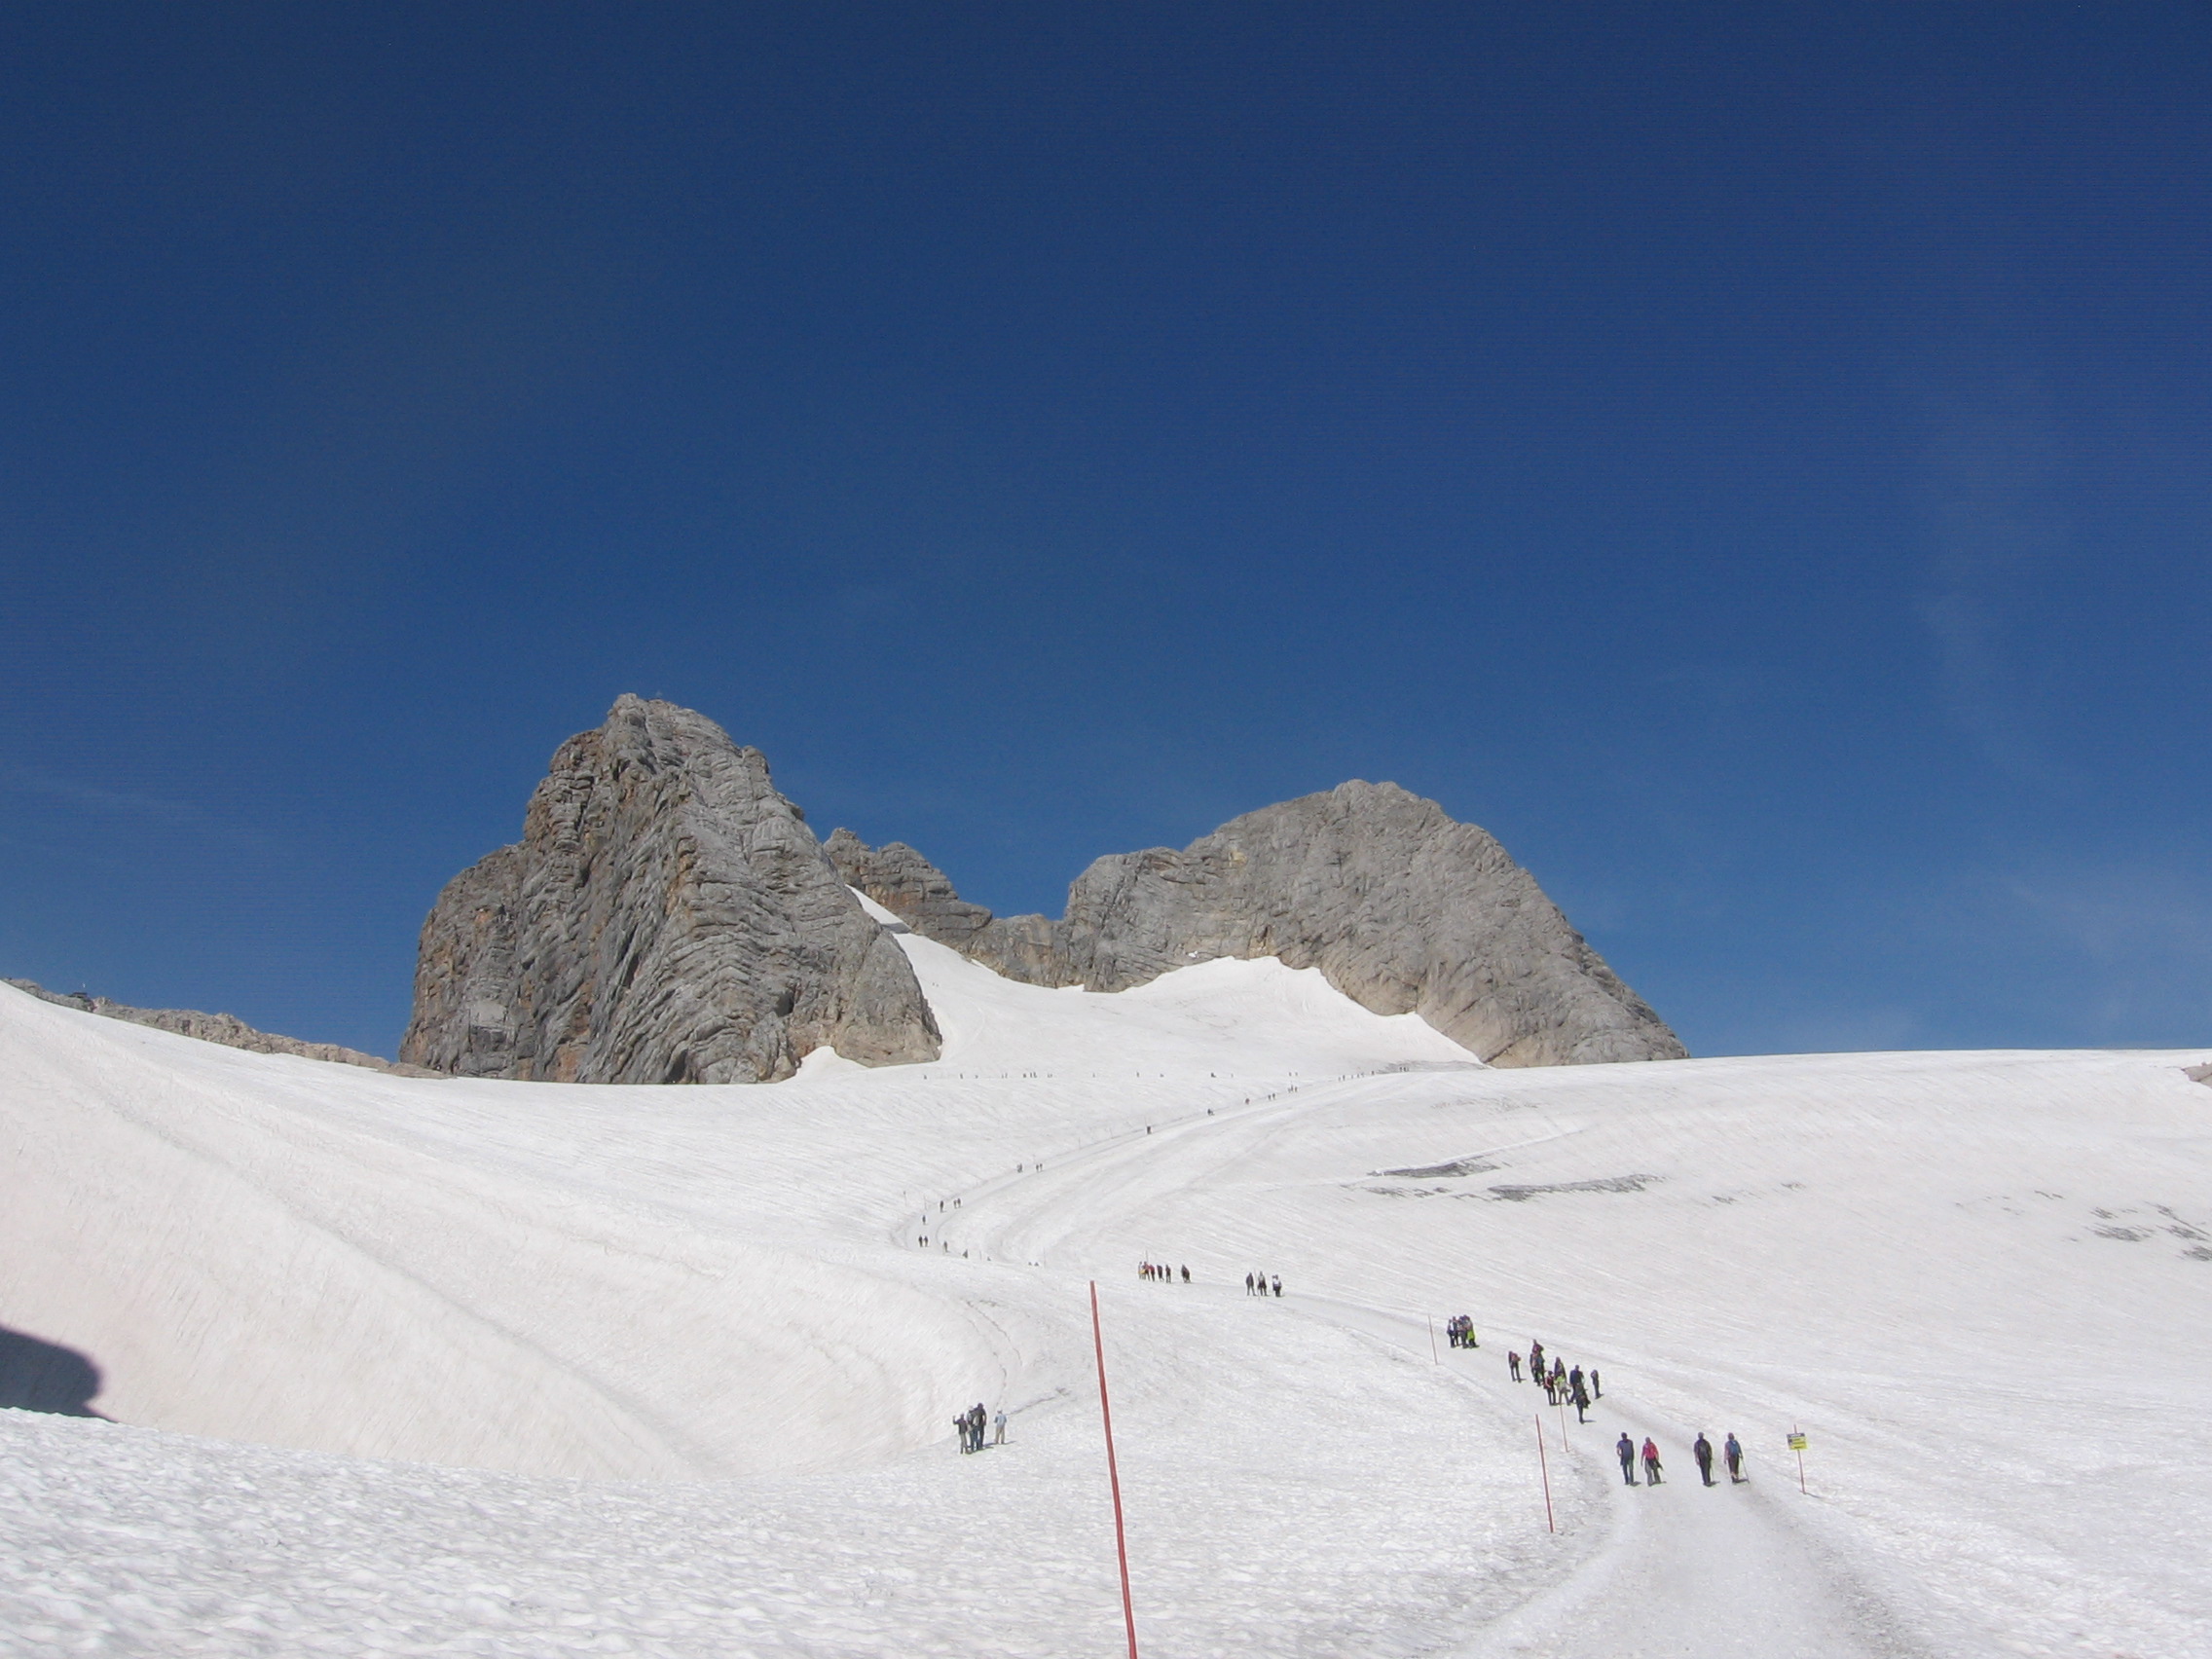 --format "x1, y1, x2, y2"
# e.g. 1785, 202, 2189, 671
5, 3, 2211, 1058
